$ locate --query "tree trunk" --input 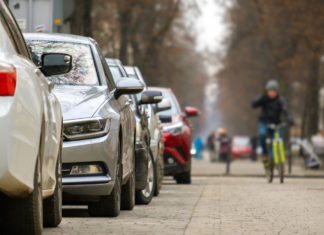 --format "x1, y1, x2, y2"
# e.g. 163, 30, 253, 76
305, 55, 320, 138
70, 0, 92, 37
